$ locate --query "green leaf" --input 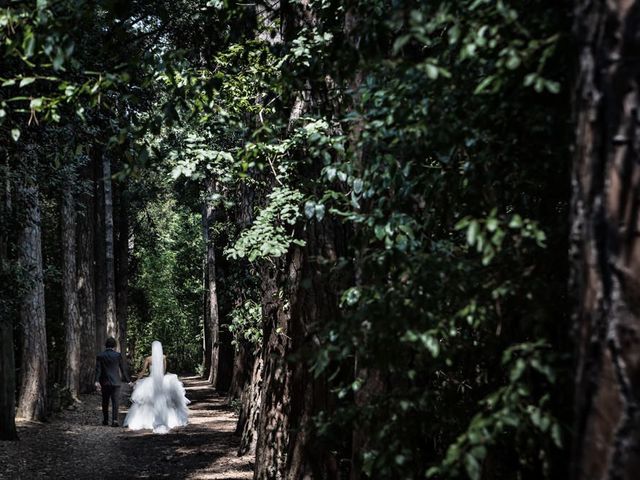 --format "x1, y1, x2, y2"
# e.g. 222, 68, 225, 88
393, 35, 411, 54
545, 81, 561, 94
509, 214, 523, 228
304, 201, 316, 219
353, 178, 363, 194
29, 98, 43, 109
464, 453, 481, 480
551, 423, 563, 447
53, 50, 65, 70
467, 220, 479, 246
24, 35, 36, 58
474, 76, 494, 94
19, 77, 36, 88
510, 358, 526, 382
11, 128, 20, 142
506, 55, 521, 70
425, 64, 439, 80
